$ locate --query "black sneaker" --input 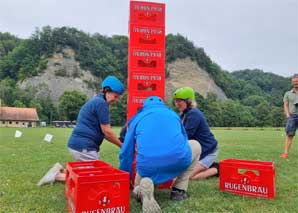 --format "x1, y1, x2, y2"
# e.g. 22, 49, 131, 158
170, 188, 188, 201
